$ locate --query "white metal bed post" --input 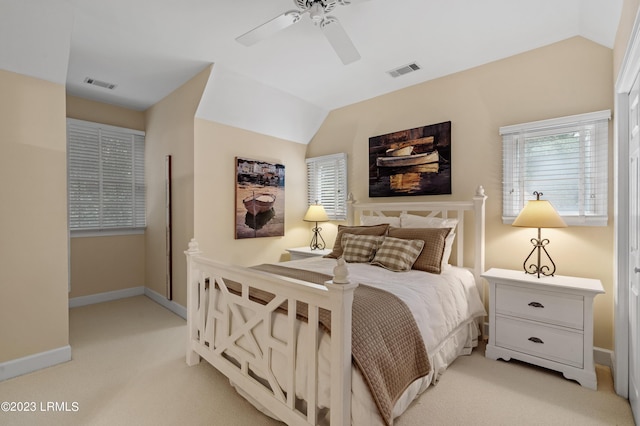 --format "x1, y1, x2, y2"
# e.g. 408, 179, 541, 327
185, 238, 202, 366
